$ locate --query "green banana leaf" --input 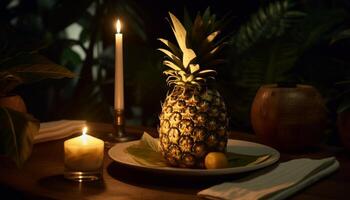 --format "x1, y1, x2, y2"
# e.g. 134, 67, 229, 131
126, 142, 168, 167
1, 53, 75, 81
125, 132, 270, 168
0, 53, 75, 95
0, 107, 39, 167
